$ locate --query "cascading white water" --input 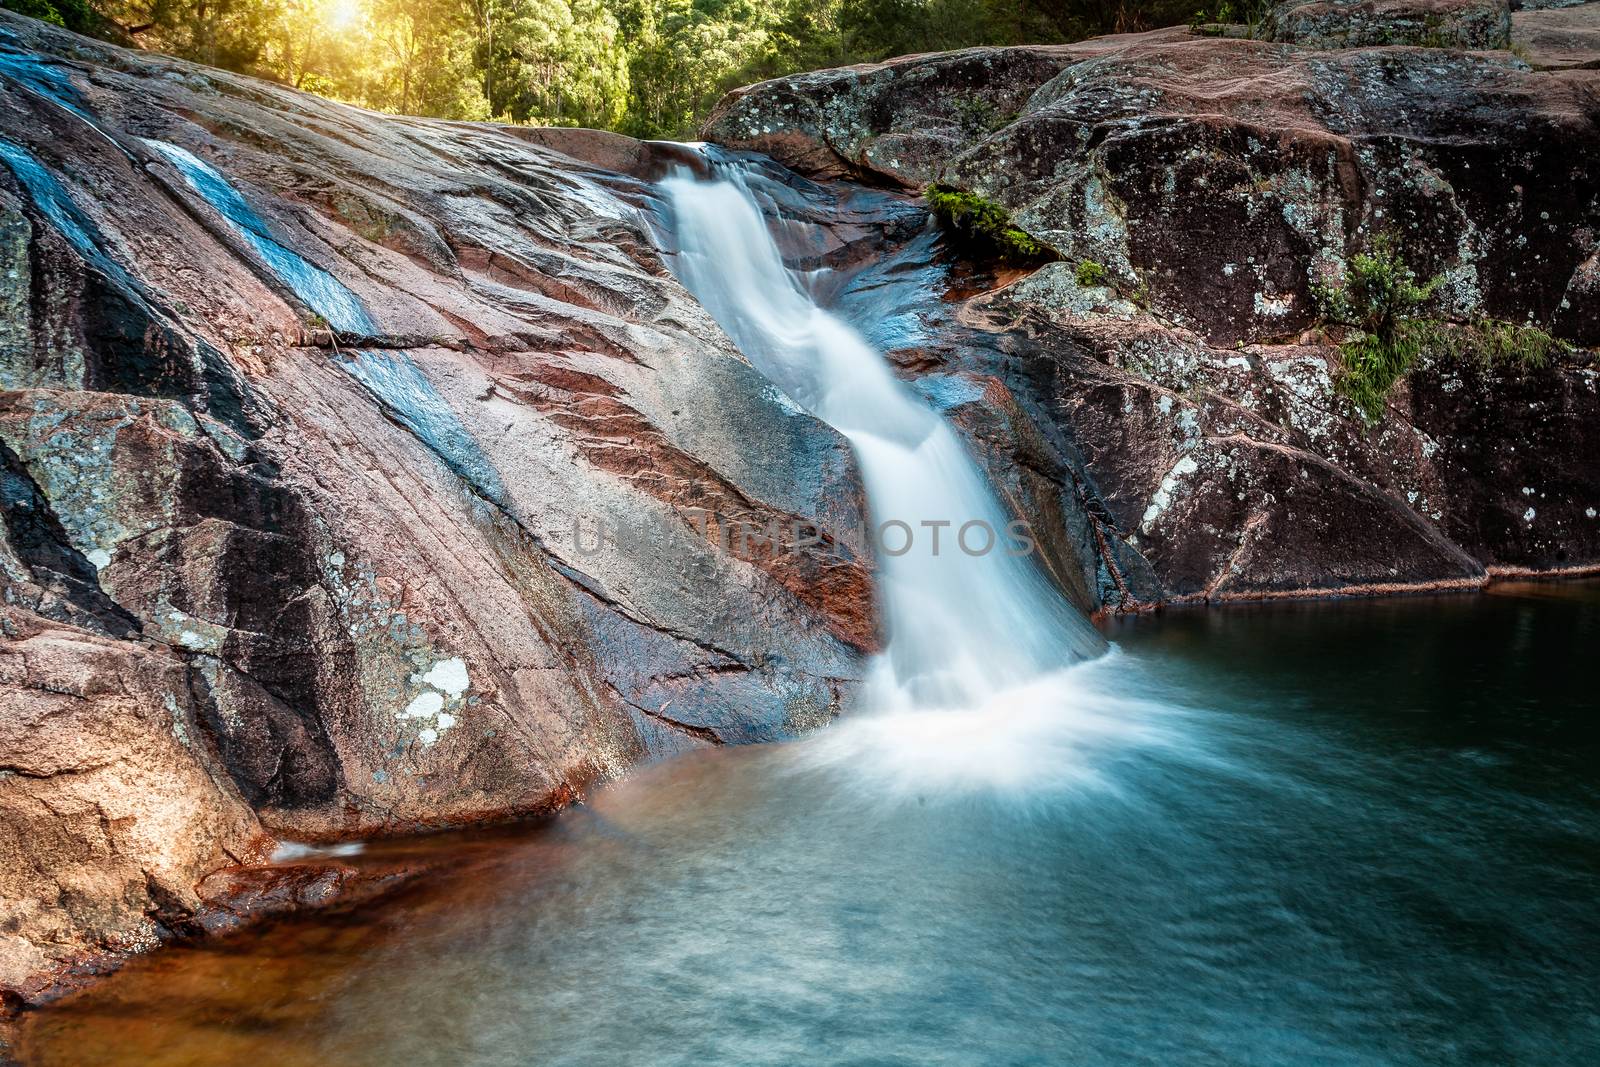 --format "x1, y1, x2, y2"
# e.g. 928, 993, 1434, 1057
662, 166, 1105, 715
